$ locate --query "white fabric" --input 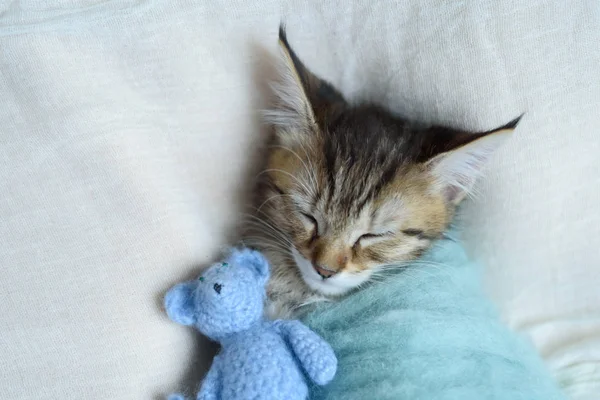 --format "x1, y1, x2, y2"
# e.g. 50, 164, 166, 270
1, 1, 598, 399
